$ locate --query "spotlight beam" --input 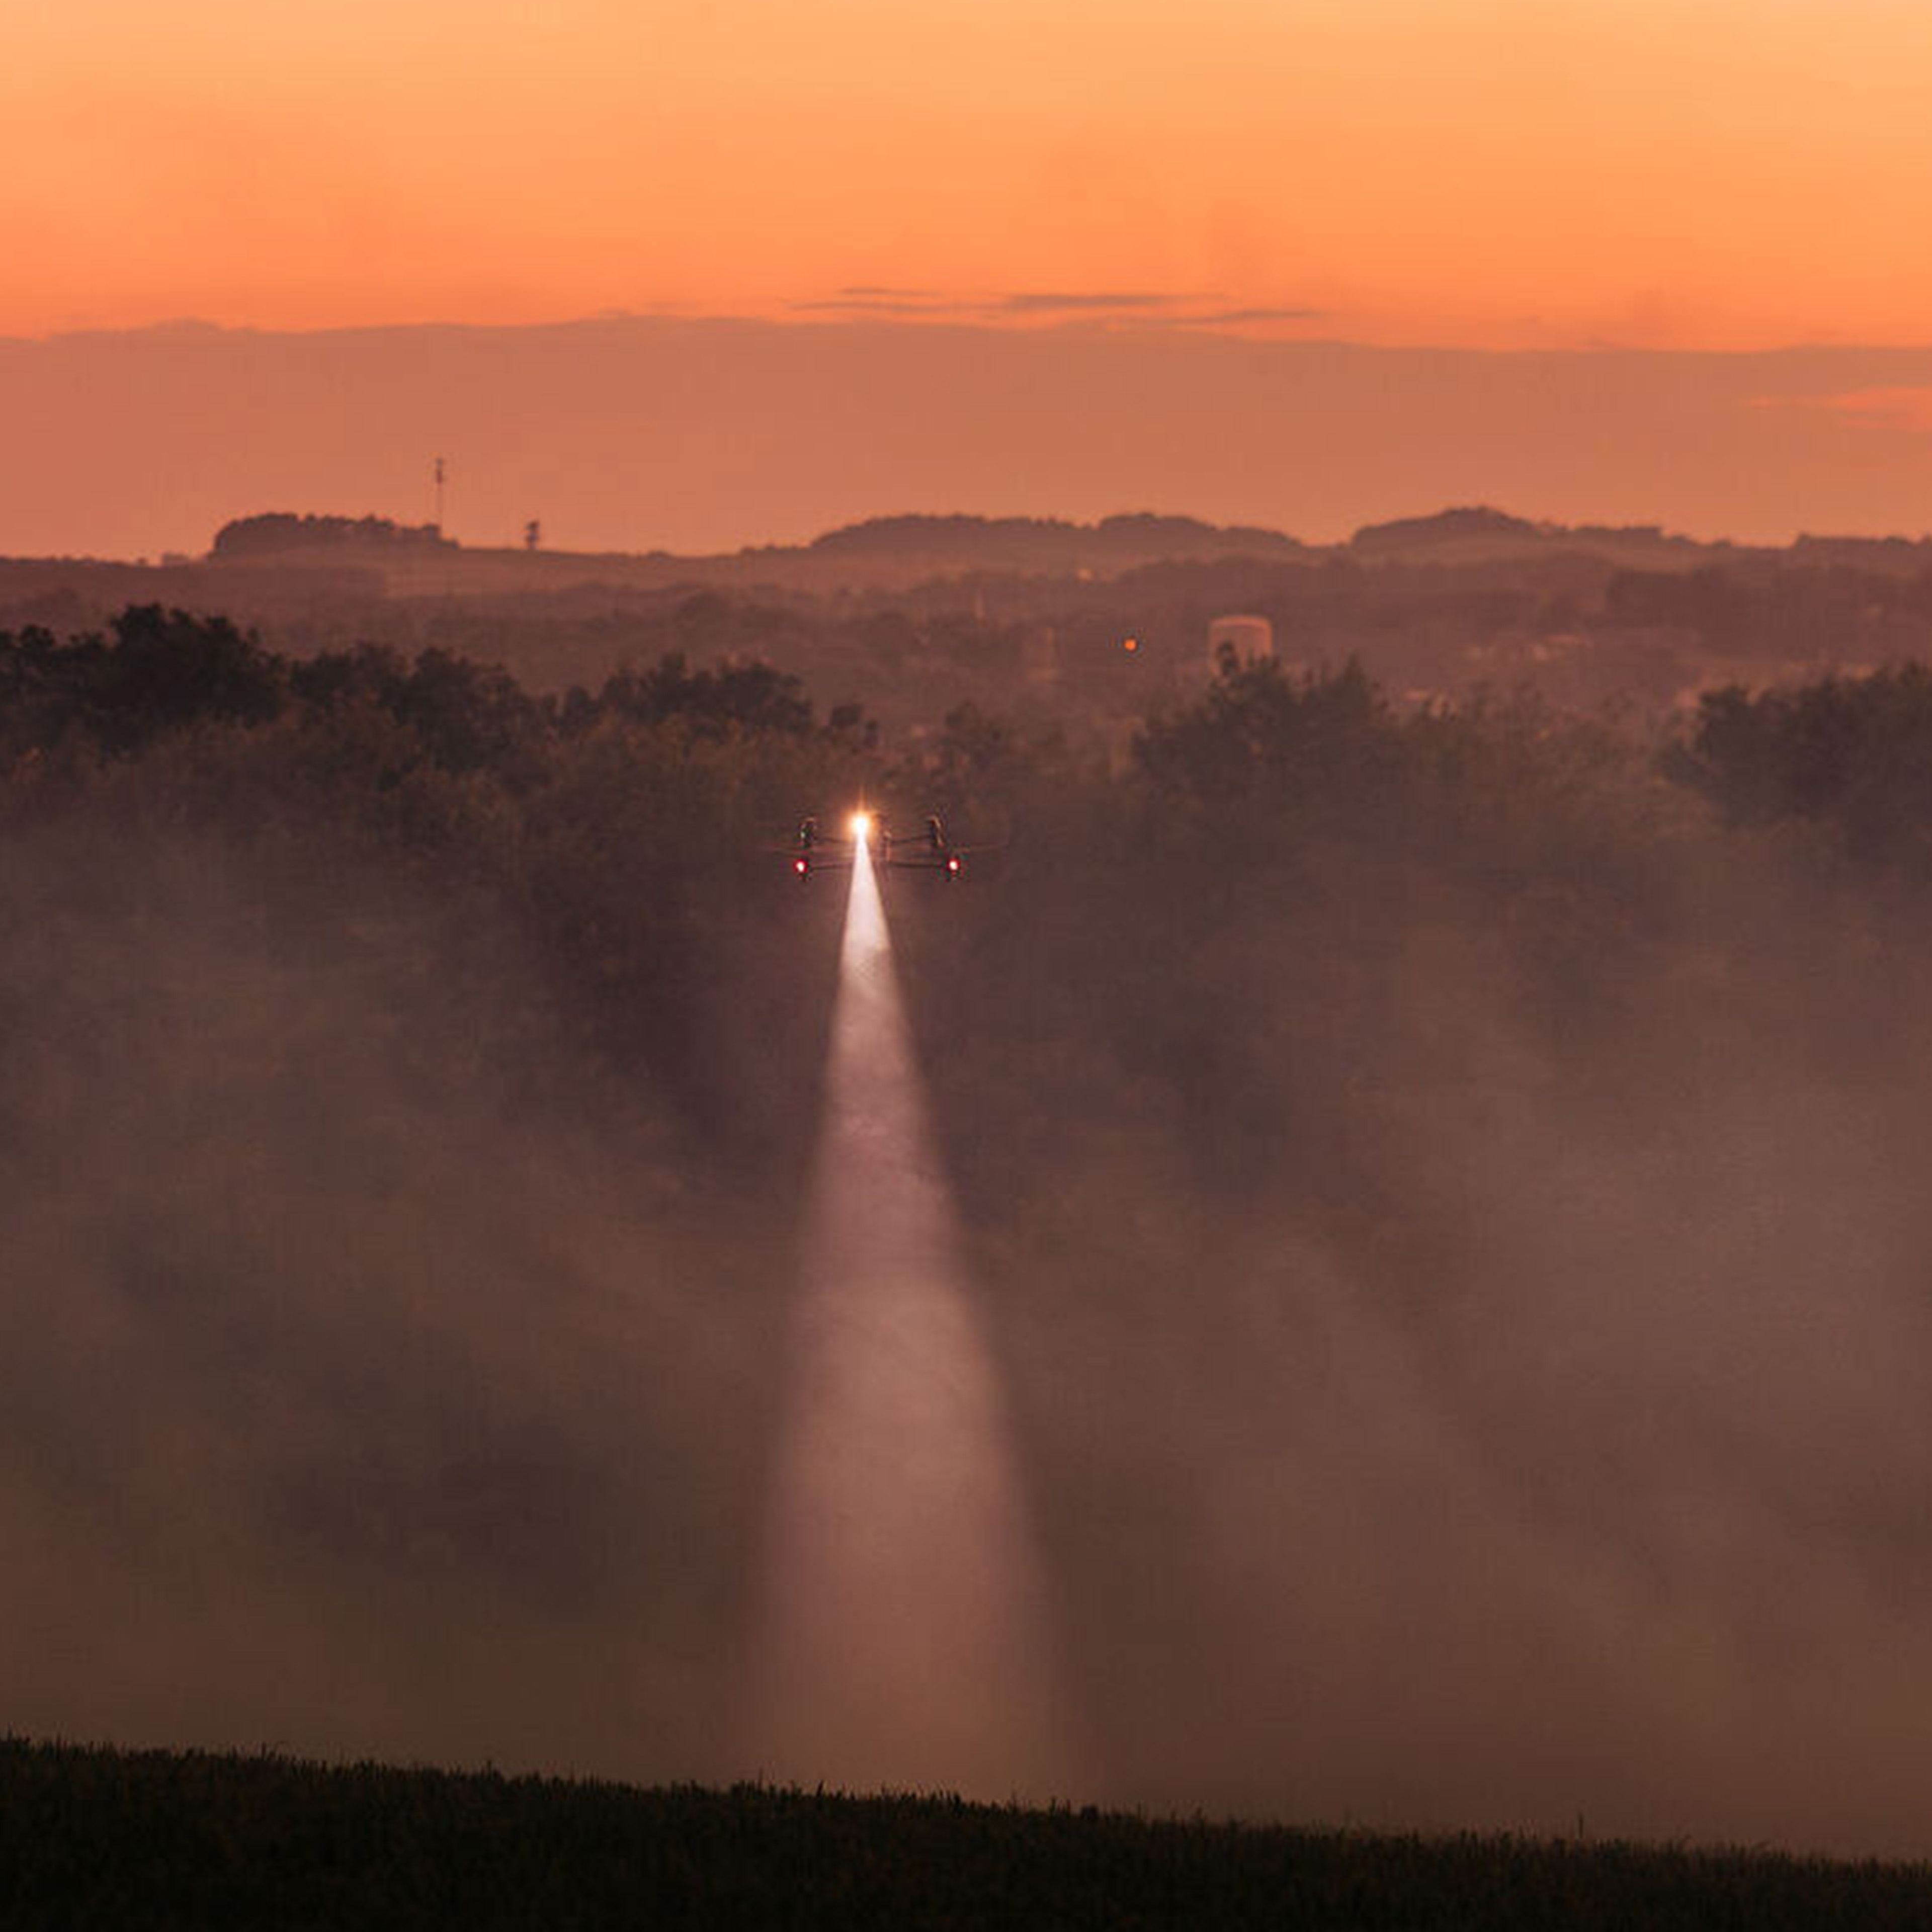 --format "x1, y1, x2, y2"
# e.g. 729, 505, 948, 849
749, 828, 1070, 1797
